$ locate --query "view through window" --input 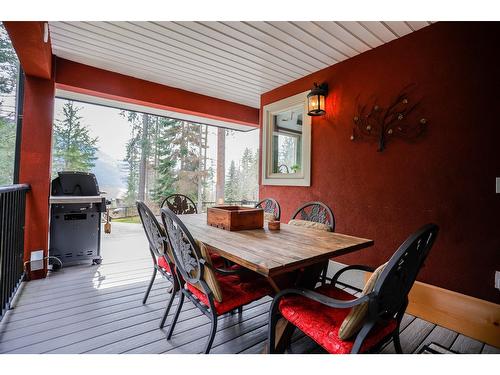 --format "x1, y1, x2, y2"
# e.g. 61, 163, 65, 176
0, 22, 20, 186
51, 98, 259, 220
